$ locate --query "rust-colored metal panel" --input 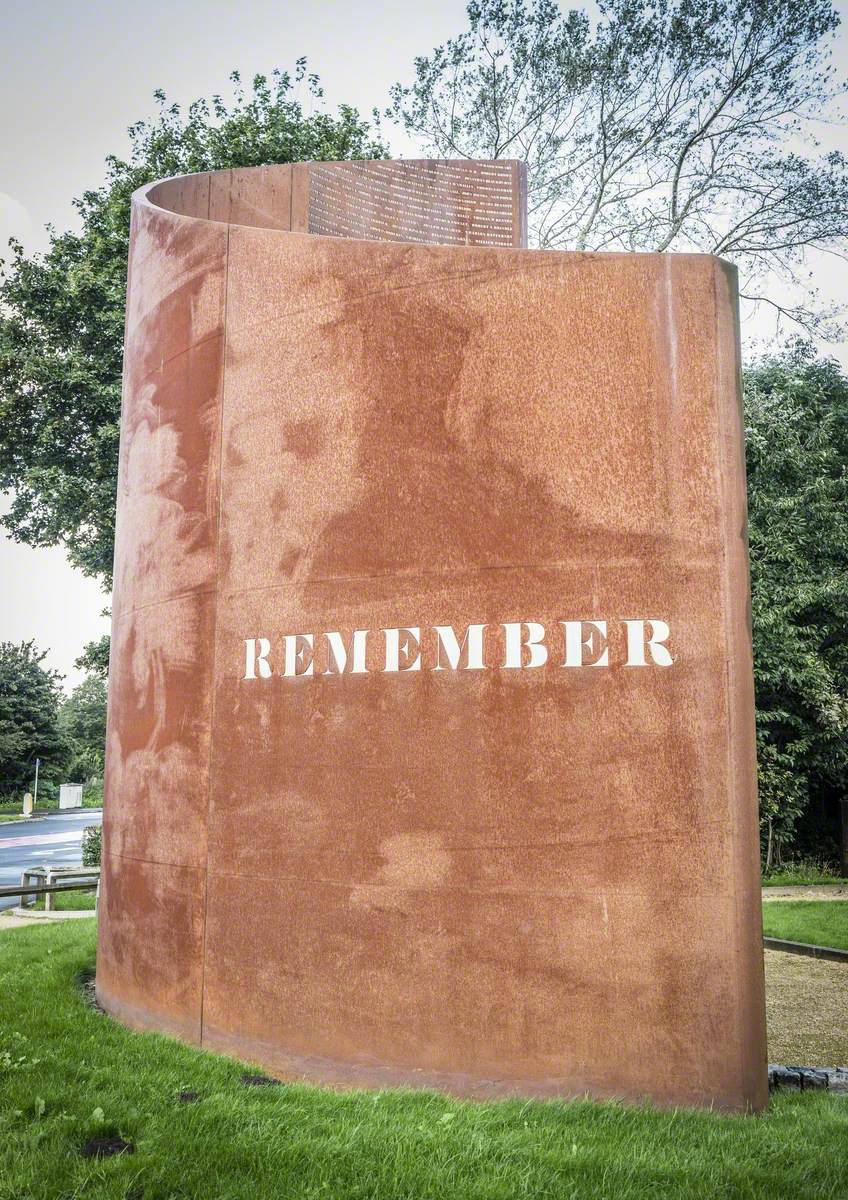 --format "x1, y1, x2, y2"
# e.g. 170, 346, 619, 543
97, 179, 226, 1039
98, 158, 766, 1112
95, 852, 206, 1043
